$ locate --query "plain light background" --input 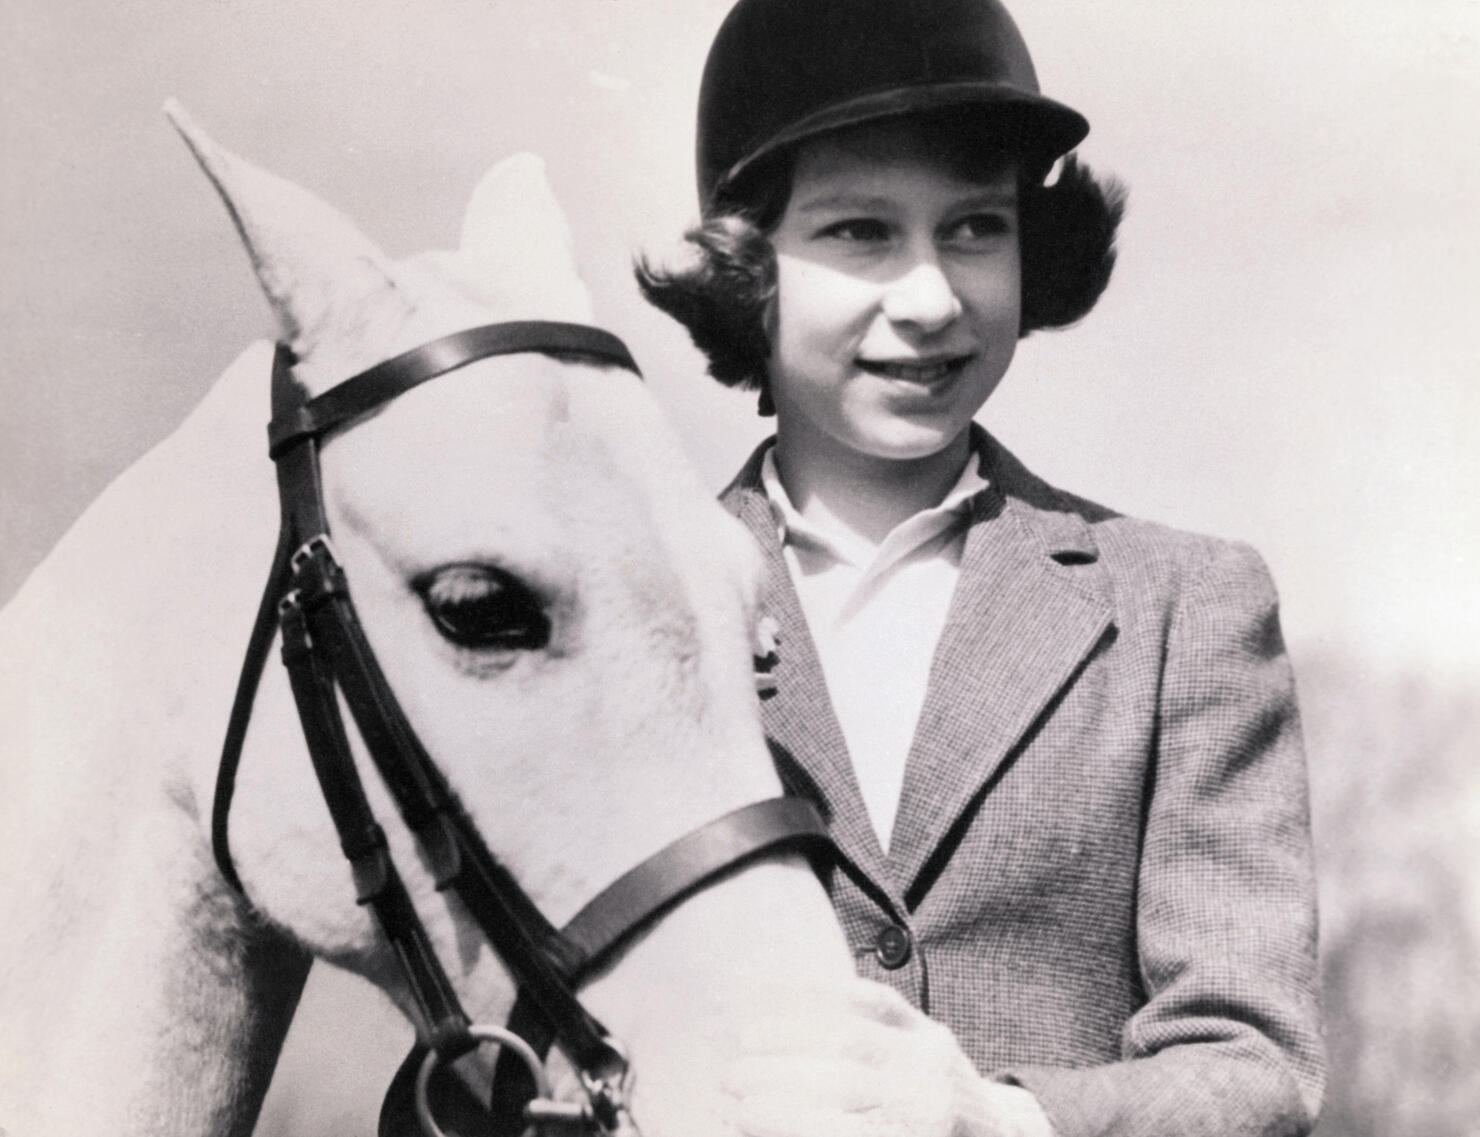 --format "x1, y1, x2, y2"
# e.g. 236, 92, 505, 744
4, 2, 1477, 1132
3, 0, 1477, 680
